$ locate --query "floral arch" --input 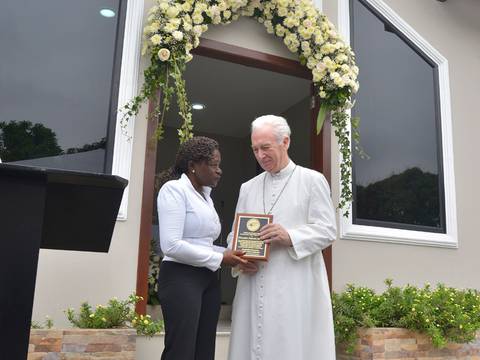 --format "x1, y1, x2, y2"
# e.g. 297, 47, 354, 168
123, 0, 359, 213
